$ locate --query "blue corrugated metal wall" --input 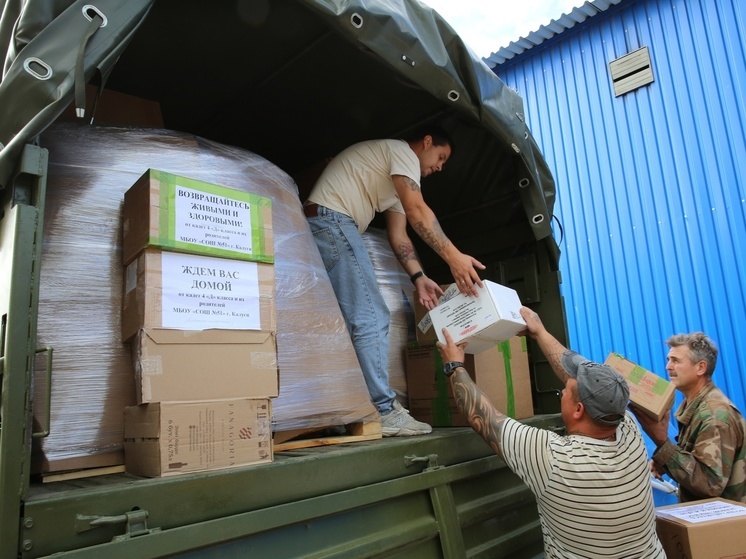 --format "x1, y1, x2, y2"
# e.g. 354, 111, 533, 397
494, 0, 746, 474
